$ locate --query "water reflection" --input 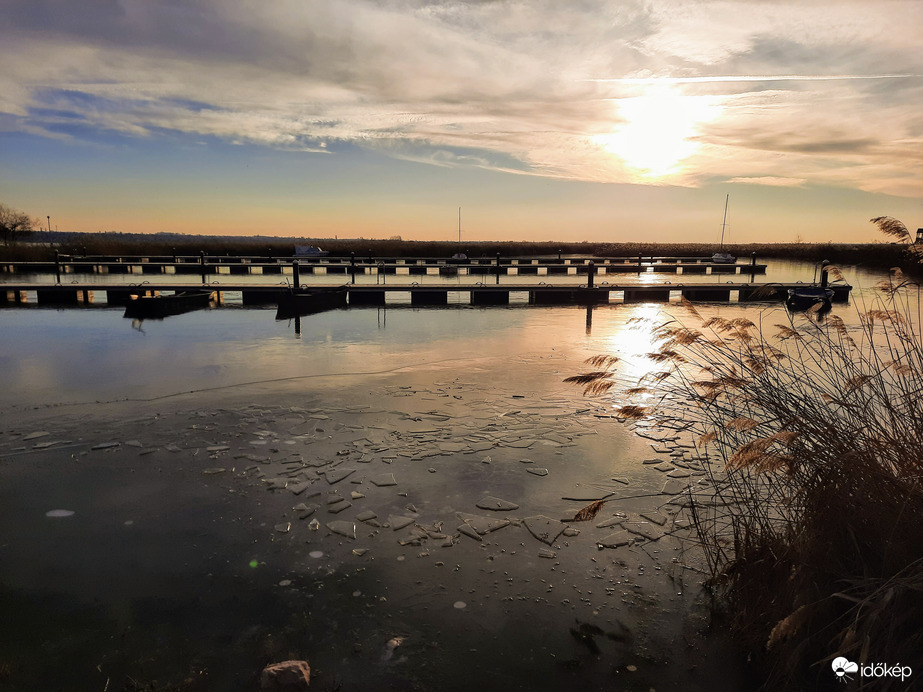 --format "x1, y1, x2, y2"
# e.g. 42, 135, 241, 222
0, 263, 905, 412
597, 303, 666, 385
